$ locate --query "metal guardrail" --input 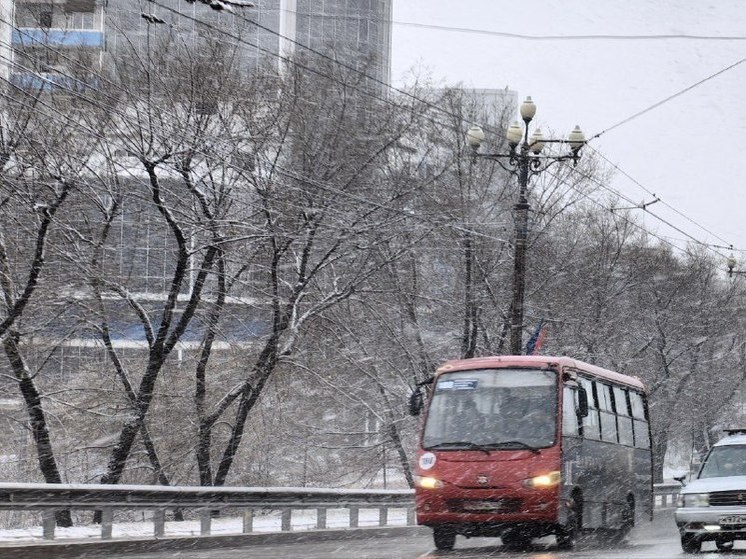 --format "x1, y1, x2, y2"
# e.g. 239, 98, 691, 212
0, 481, 680, 542
0, 482, 415, 540
654, 482, 681, 509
